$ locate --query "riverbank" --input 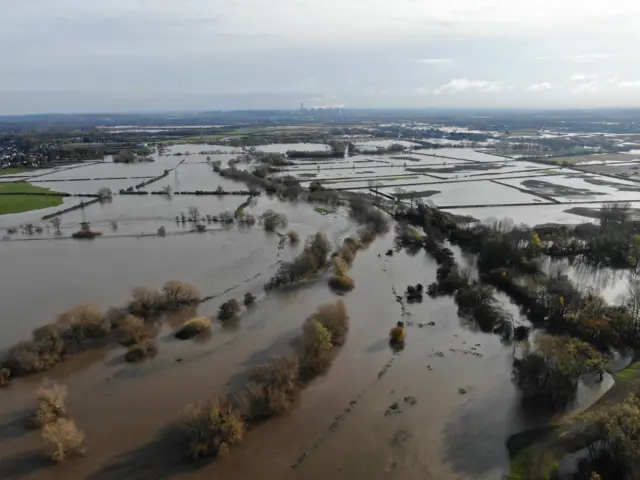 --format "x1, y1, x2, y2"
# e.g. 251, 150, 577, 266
507, 360, 640, 480
0, 182, 64, 215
